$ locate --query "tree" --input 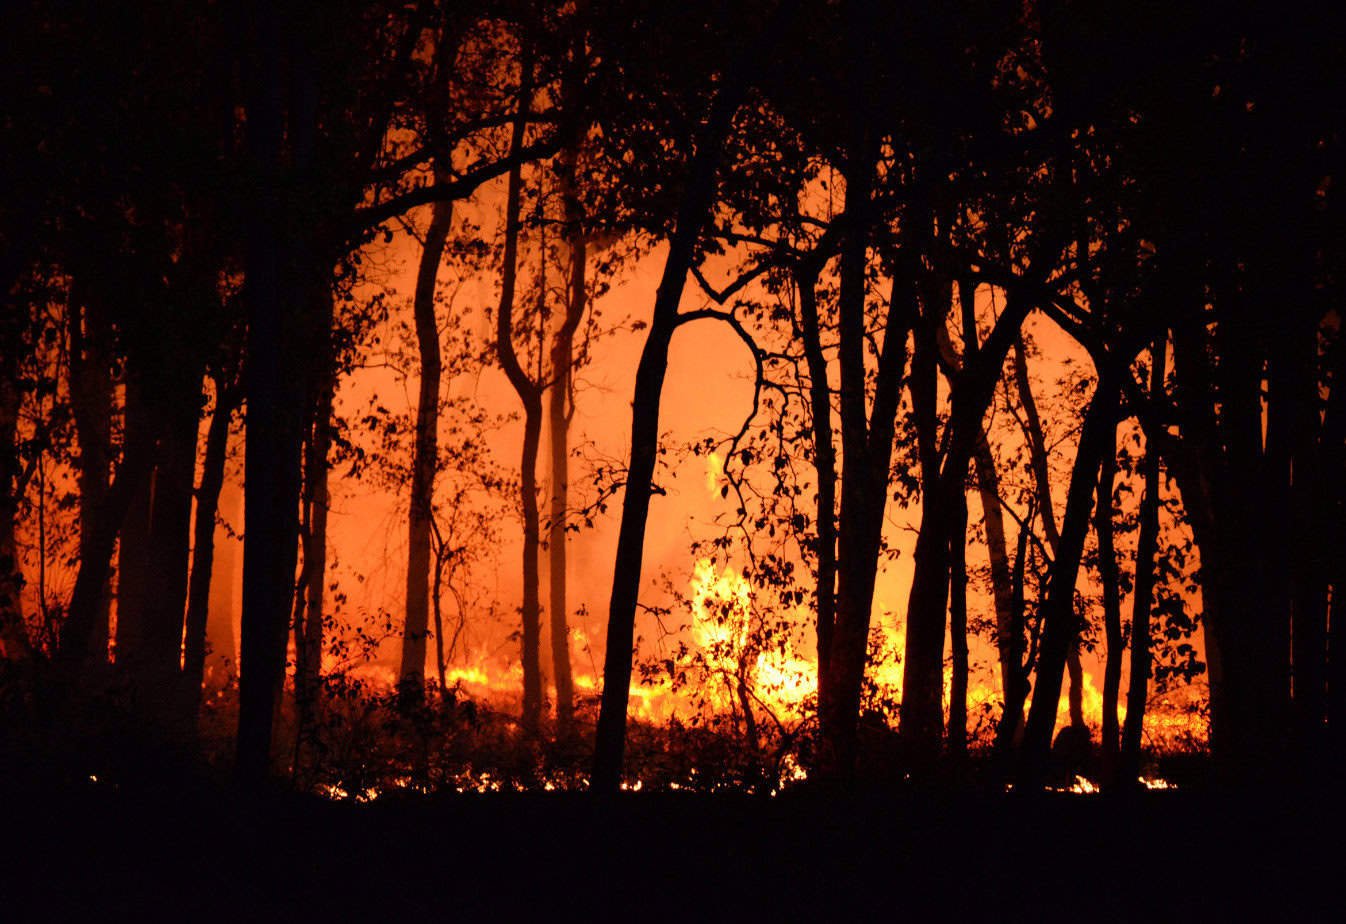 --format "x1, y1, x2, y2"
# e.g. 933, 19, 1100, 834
399, 184, 455, 701
591, 1, 785, 792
